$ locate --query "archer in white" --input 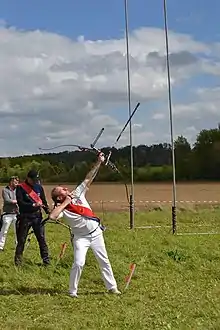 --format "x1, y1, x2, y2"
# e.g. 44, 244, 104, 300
50, 152, 121, 298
